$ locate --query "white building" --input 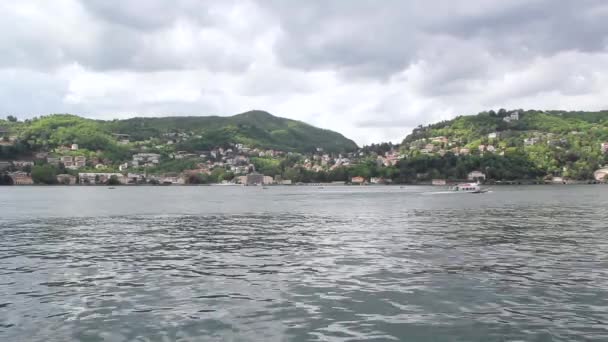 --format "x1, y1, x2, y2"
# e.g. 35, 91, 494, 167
132, 153, 160, 167
79, 173, 126, 184
524, 138, 539, 146
594, 168, 608, 182
467, 171, 486, 181
503, 111, 520, 122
